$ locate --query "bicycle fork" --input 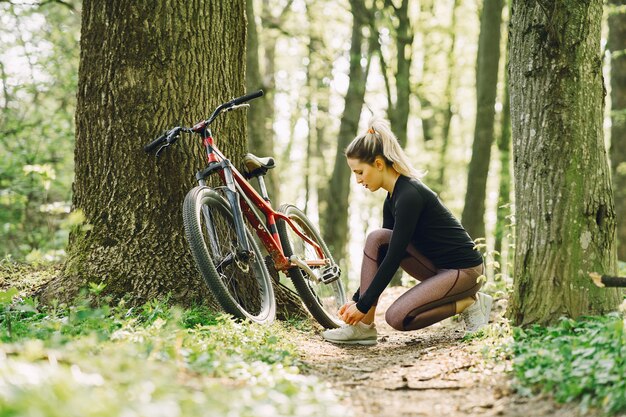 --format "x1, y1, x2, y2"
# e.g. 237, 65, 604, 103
196, 160, 253, 264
